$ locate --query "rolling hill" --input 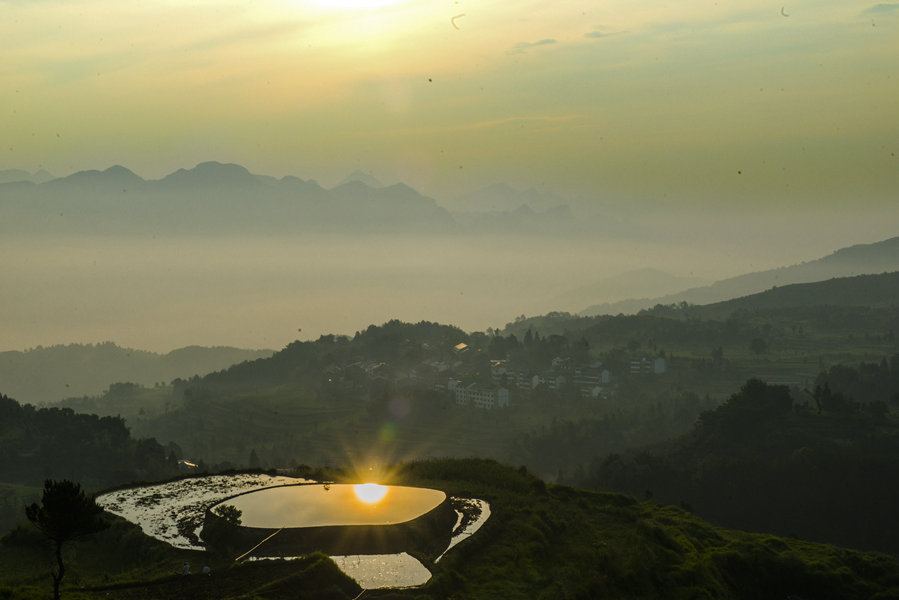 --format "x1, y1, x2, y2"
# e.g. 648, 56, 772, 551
580, 235, 899, 316
0, 342, 273, 405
